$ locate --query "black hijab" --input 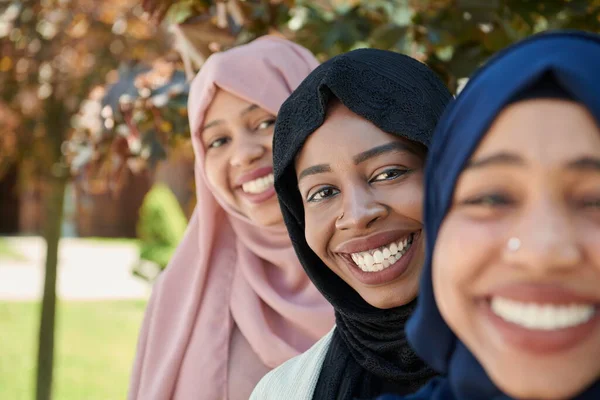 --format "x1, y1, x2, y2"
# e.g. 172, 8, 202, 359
272, 48, 452, 399
397, 31, 600, 400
